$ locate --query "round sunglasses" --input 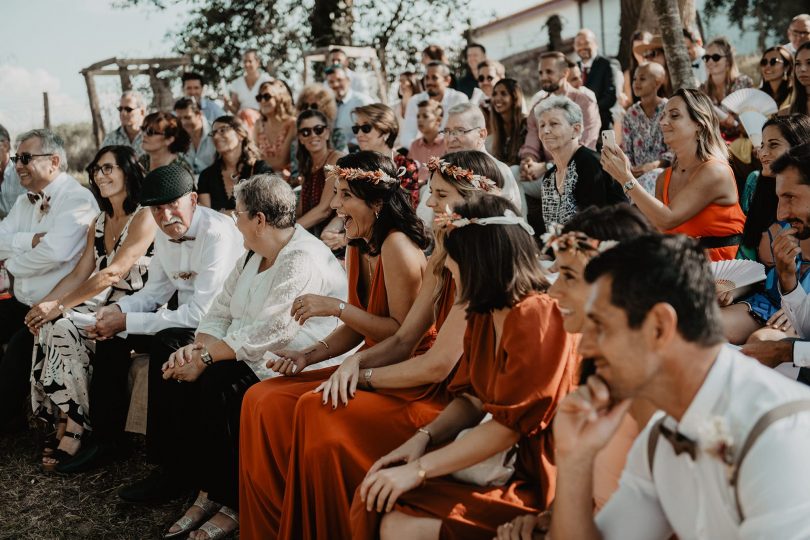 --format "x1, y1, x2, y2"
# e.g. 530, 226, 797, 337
702, 53, 726, 63
298, 125, 328, 138
760, 57, 784, 67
